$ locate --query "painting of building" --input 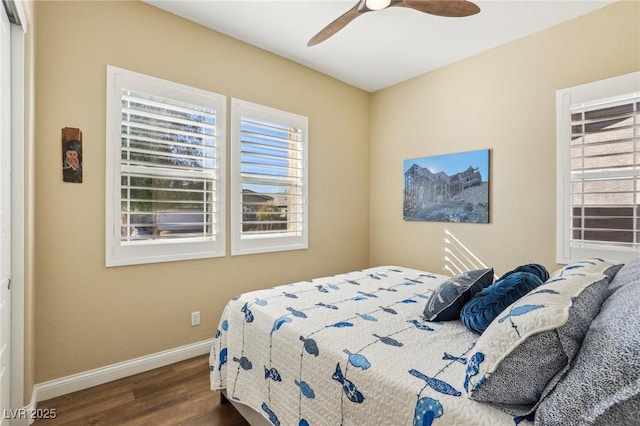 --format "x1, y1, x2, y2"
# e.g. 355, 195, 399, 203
403, 150, 489, 223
